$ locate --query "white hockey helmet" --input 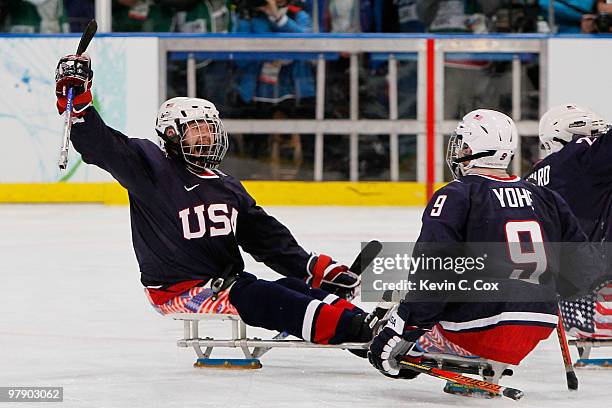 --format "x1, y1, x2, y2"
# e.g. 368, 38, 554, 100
539, 103, 608, 155
155, 97, 228, 171
447, 109, 518, 179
